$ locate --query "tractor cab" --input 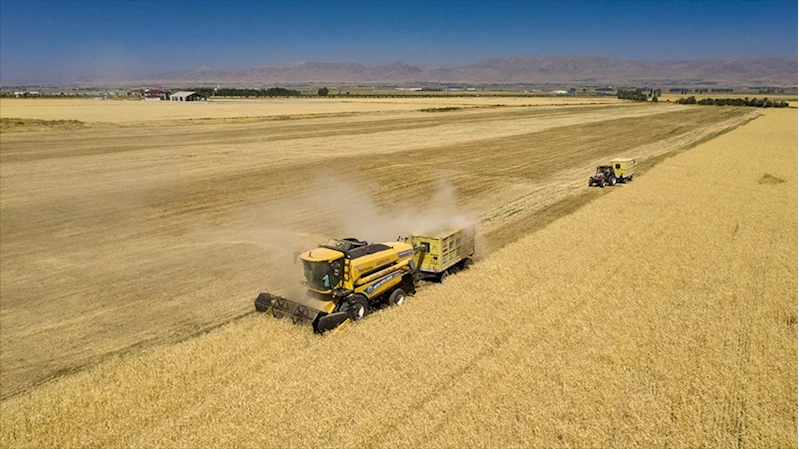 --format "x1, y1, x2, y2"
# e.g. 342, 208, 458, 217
592, 165, 614, 181
595, 165, 614, 175
589, 165, 617, 187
